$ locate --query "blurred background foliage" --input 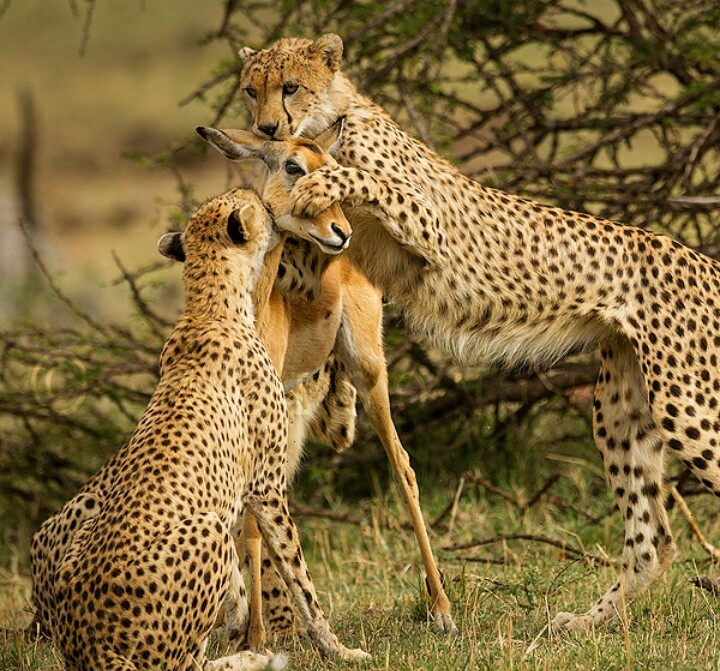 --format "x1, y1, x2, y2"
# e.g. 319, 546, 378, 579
2, 0, 720, 556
